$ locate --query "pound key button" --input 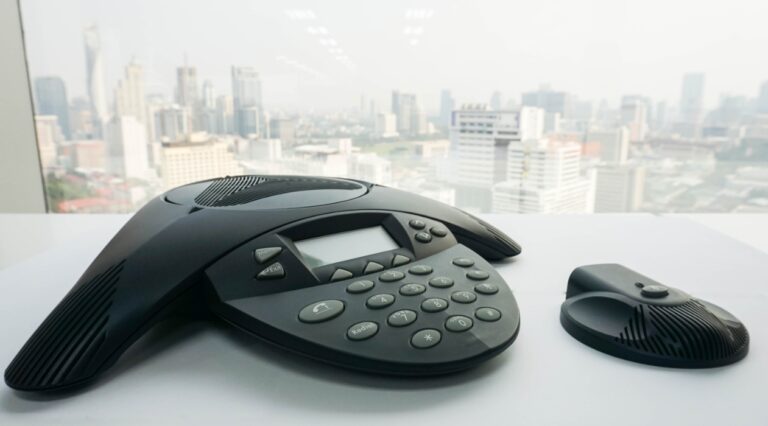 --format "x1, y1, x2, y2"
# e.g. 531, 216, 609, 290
411, 329, 442, 349
299, 300, 345, 323
475, 307, 502, 322
347, 321, 379, 341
